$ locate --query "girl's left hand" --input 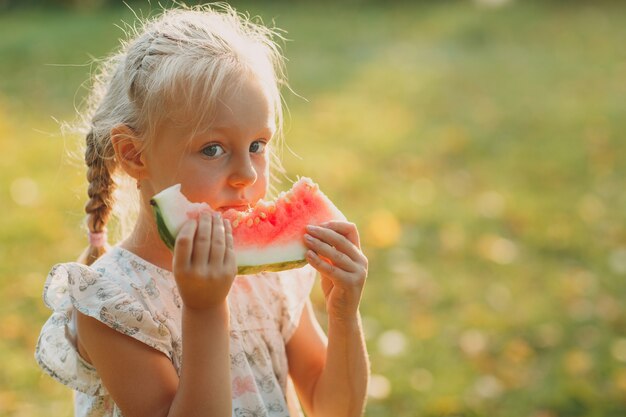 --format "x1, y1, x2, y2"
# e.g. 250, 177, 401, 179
304, 221, 368, 321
